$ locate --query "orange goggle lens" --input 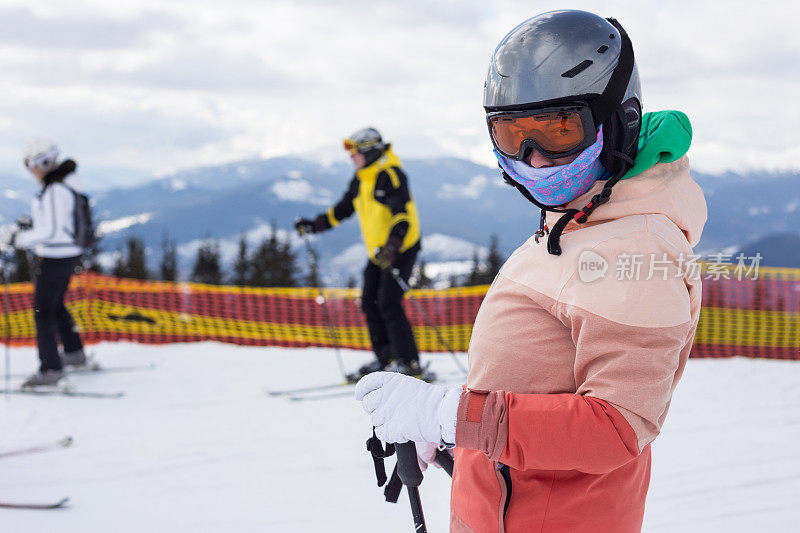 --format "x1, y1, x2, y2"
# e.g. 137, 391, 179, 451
489, 111, 587, 158
343, 139, 357, 152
